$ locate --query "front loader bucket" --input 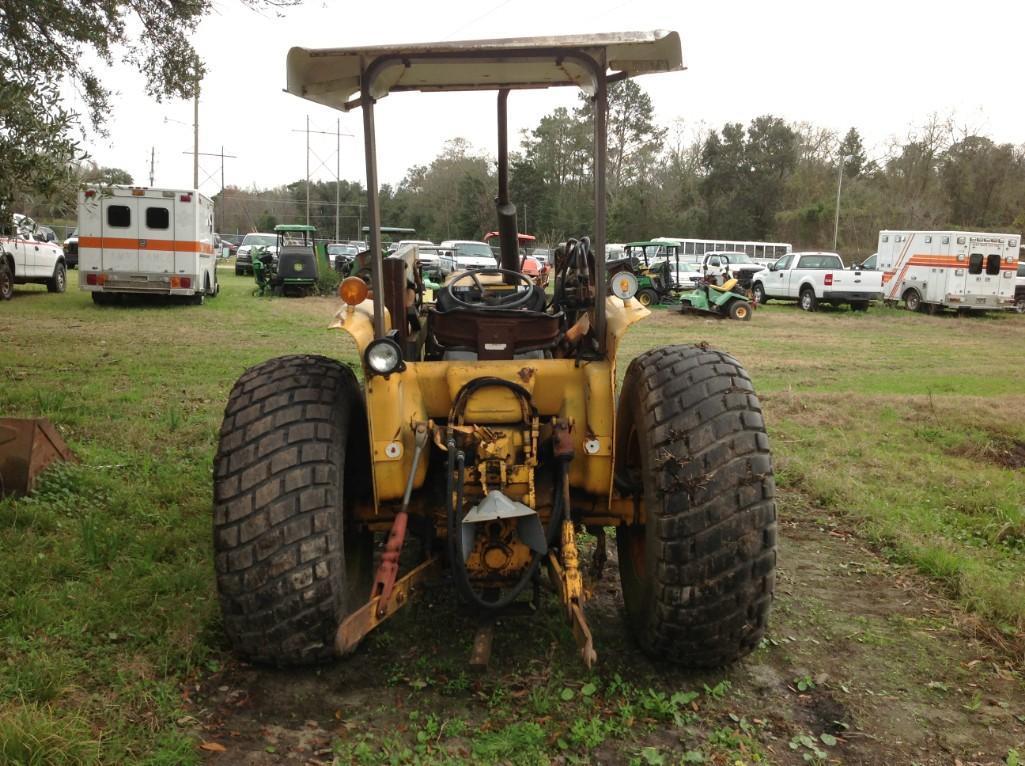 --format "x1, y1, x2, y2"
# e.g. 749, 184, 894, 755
0, 418, 75, 498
